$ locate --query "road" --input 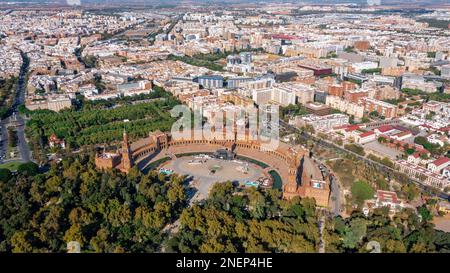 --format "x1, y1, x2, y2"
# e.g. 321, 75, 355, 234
312, 156, 343, 216
12, 52, 28, 108
148, 14, 182, 47
0, 51, 31, 164
318, 215, 326, 253
0, 119, 8, 160
12, 114, 30, 162
329, 174, 342, 216
12, 51, 31, 162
